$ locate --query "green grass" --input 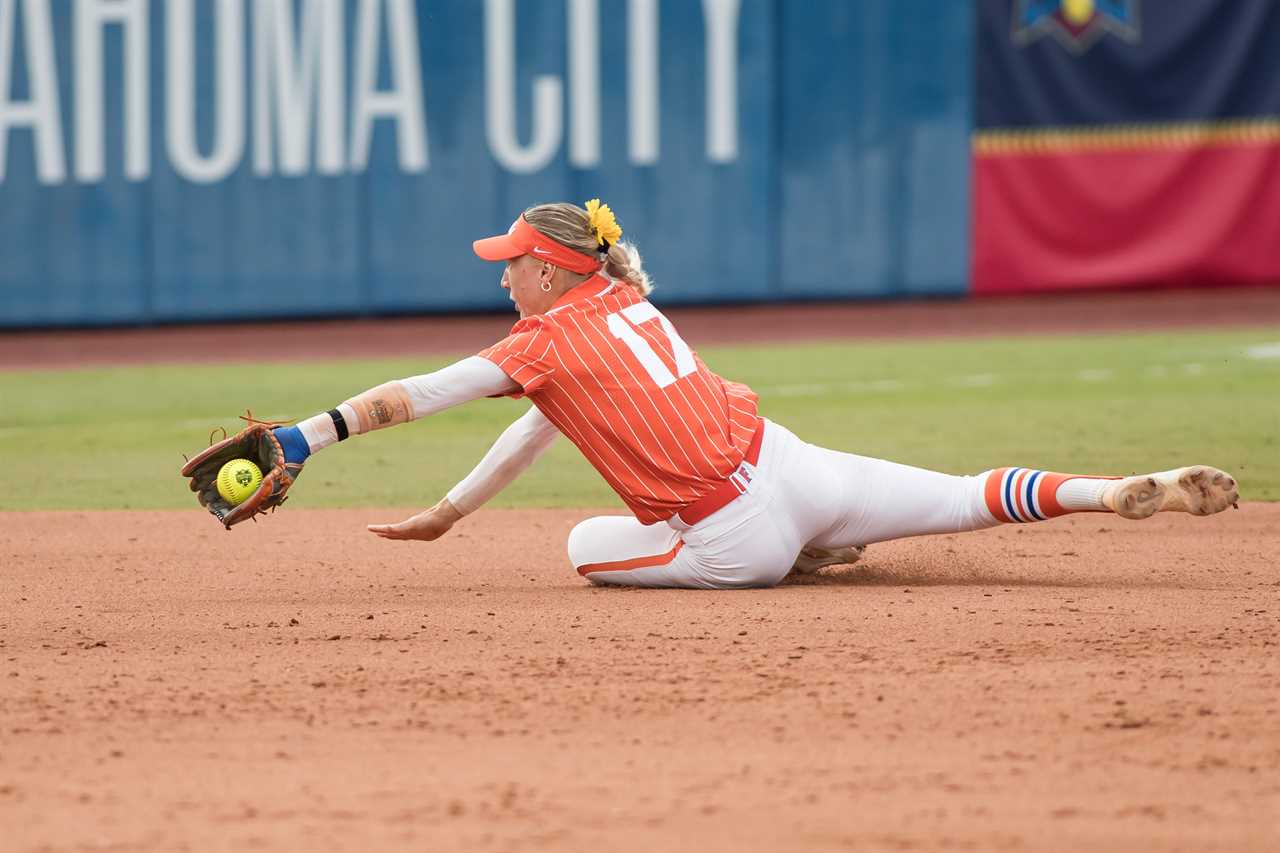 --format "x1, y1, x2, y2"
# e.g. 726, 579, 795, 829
2, 327, 1278, 511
